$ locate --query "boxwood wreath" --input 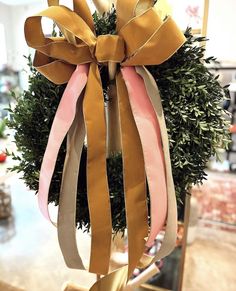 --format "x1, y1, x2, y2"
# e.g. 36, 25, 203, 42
8, 8, 230, 234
